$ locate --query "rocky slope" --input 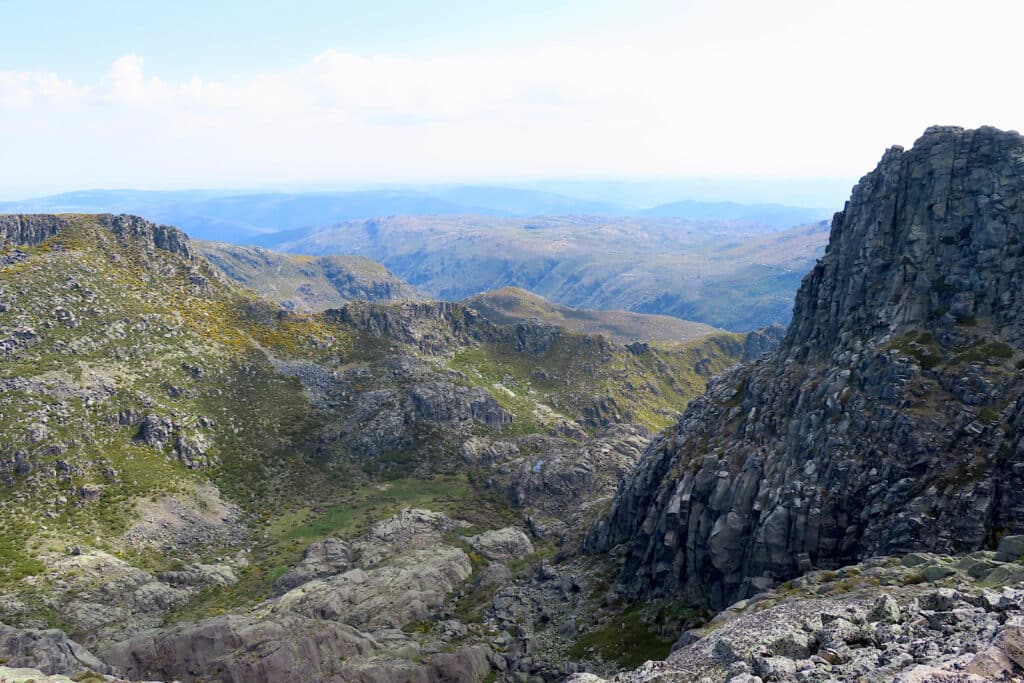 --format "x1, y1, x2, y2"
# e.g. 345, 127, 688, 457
590, 125, 1024, 615
0, 212, 779, 681
196, 240, 421, 311
572, 540, 1024, 682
